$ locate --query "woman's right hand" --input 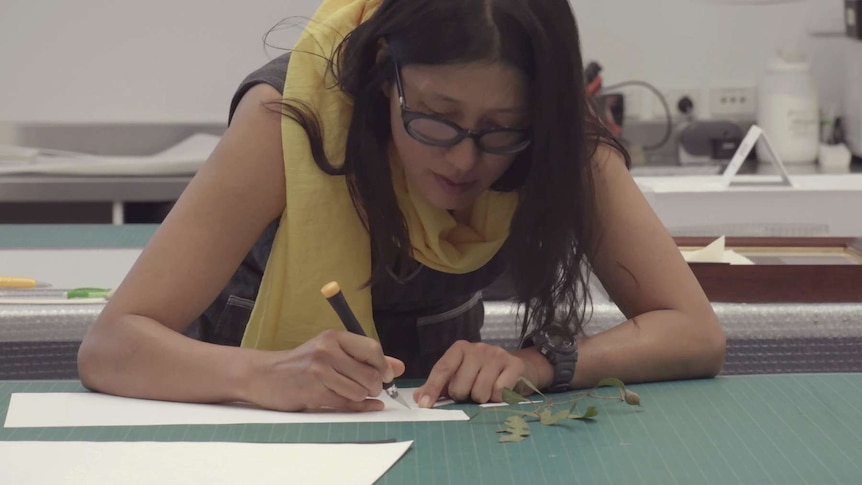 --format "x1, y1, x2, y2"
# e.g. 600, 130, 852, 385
242, 329, 405, 412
